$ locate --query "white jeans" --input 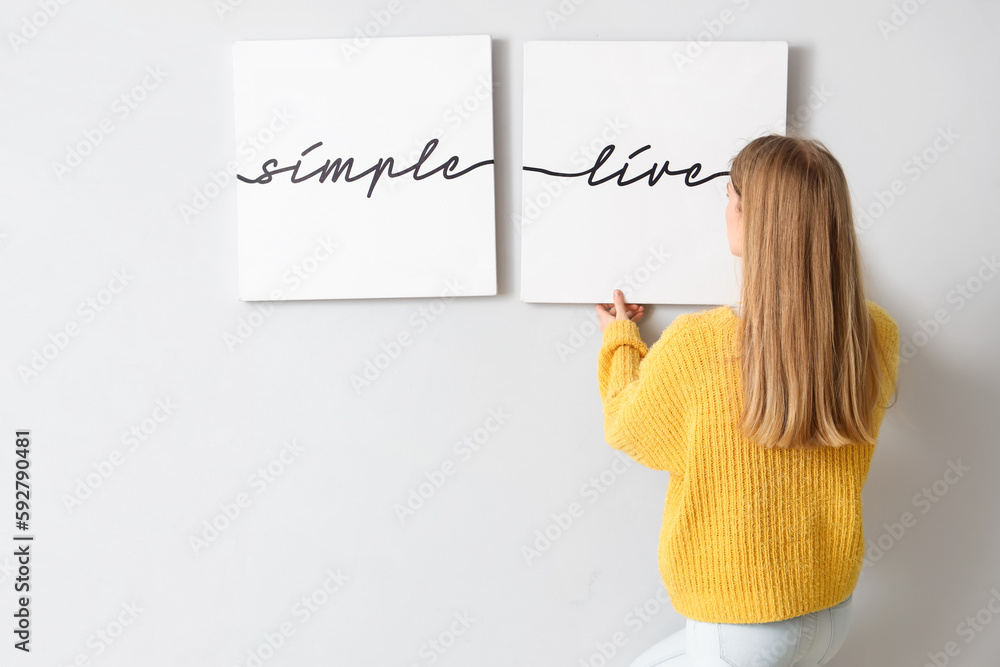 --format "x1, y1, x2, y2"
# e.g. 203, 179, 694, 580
629, 595, 853, 667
